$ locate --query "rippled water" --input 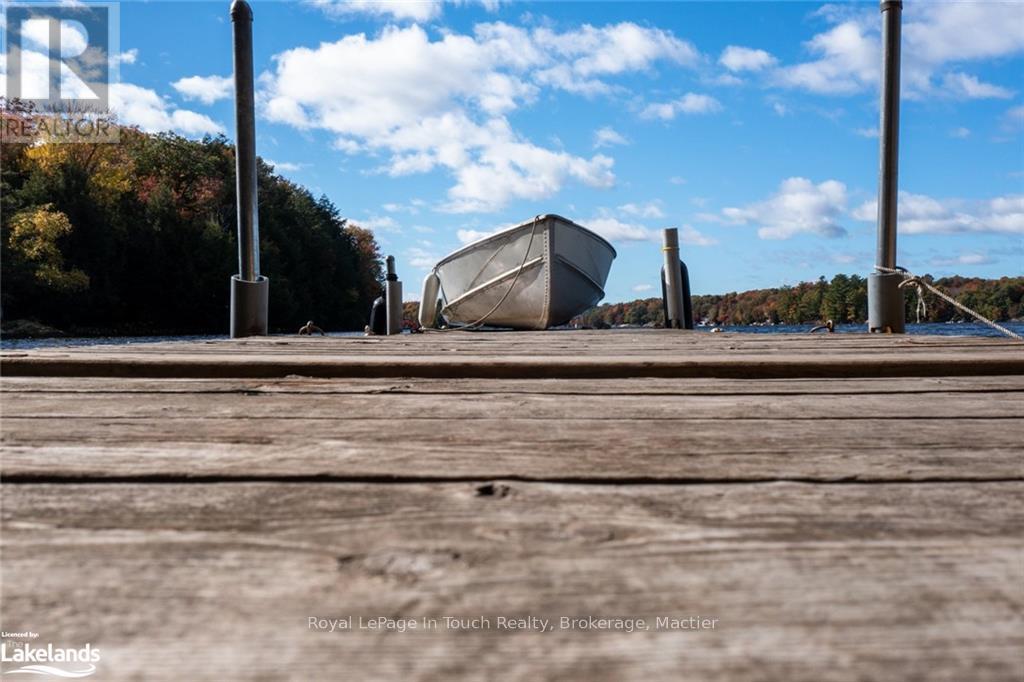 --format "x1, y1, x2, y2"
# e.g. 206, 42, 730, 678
2, 322, 1021, 351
